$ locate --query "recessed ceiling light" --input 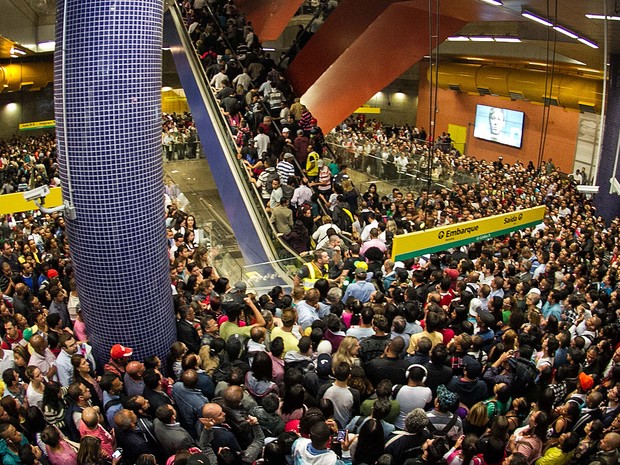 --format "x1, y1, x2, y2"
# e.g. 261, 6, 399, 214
447, 36, 470, 41
553, 26, 579, 39
494, 37, 521, 43
578, 37, 599, 48
469, 36, 495, 42
522, 10, 553, 27
585, 14, 620, 20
